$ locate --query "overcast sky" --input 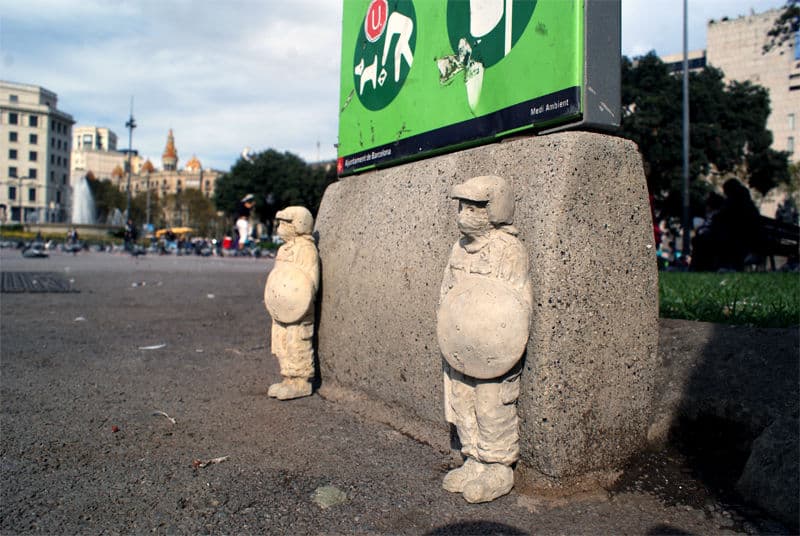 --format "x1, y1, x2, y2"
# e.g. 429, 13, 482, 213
0, 0, 786, 172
